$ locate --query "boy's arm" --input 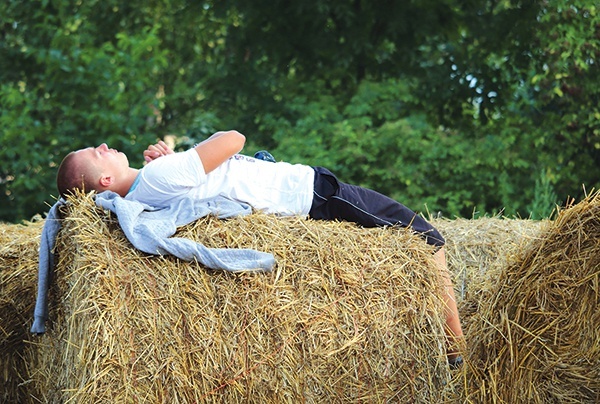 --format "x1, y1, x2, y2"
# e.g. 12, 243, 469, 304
193, 130, 246, 174
143, 131, 246, 173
